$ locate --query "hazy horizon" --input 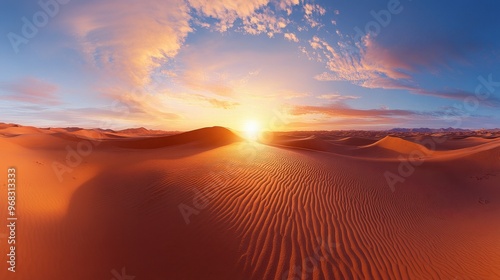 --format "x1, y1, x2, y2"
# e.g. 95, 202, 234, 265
3, 121, 500, 133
